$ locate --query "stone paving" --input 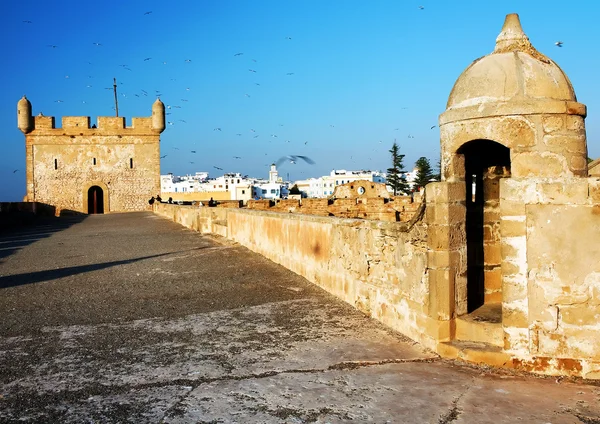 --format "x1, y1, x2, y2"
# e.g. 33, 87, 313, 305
0, 212, 599, 423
